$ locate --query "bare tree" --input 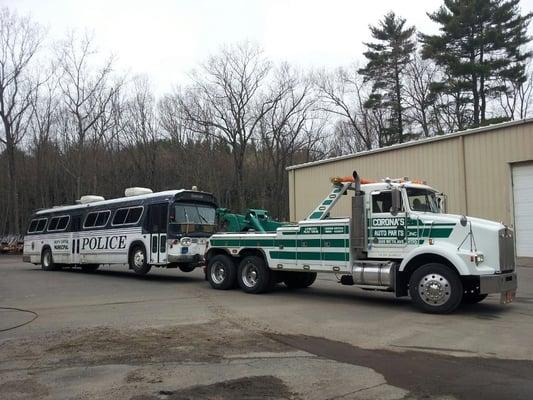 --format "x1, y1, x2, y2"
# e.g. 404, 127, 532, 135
0, 7, 44, 233
315, 66, 381, 153
56, 31, 117, 198
404, 55, 439, 137
260, 64, 322, 217
122, 76, 160, 186
178, 42, 274, 211
497, 59, 533, 120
